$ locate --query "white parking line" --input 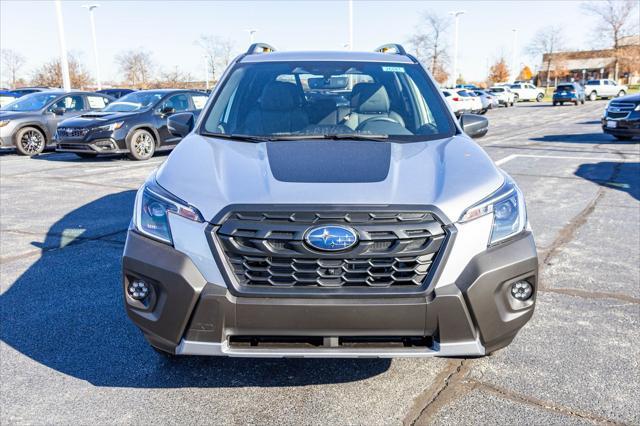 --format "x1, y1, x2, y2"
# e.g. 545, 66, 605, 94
495, 153, 639, 166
